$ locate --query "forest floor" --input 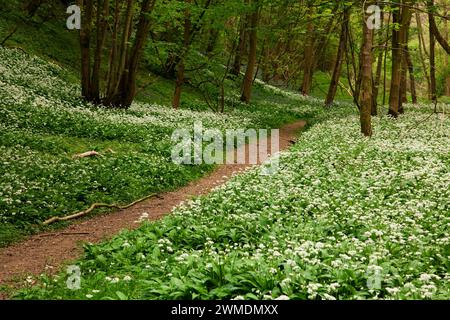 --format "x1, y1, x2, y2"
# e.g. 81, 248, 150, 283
0, 120, 307, 298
